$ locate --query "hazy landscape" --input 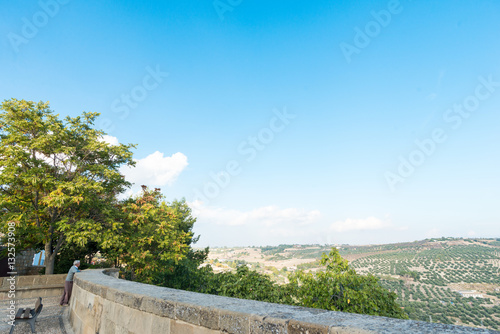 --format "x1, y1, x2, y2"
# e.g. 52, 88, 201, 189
203, 238, 500, 331
2, 2, 500, 333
